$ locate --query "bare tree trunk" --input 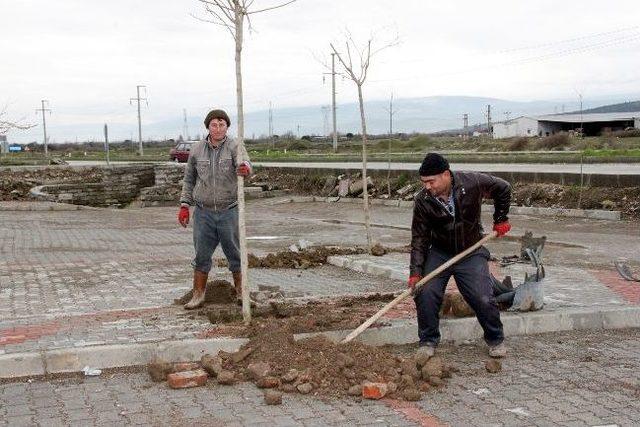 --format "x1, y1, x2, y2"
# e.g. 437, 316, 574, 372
357, 83, 372, 251
234, 4, 251, 324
